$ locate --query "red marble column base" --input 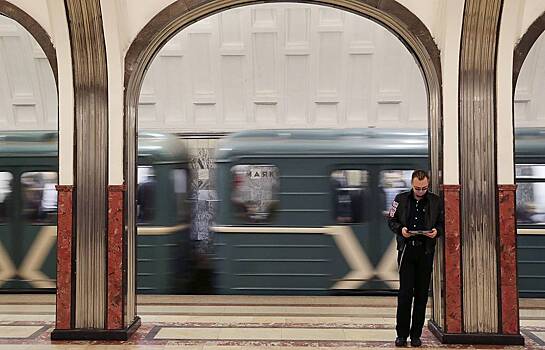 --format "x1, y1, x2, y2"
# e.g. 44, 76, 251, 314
429, 320, 524, 345
441, 184, 462, 334
51, 317, 141, 341
497, 184, 520, 335
107, 184, 126, 330
54, 185, 74, 330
